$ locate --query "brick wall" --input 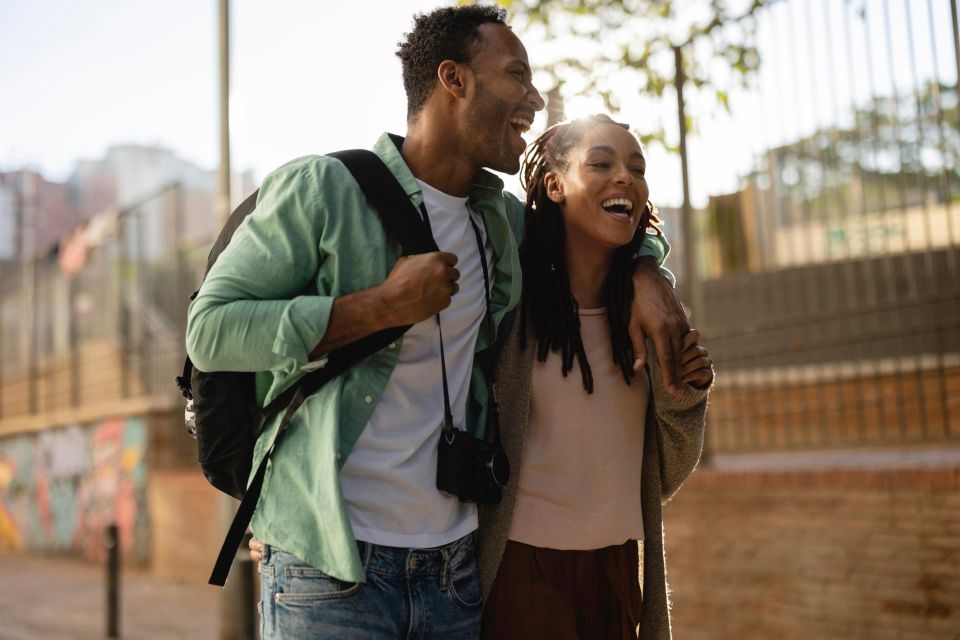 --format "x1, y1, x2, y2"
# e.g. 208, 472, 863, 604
663, 464, 960, 639
149, 470, 226, 584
